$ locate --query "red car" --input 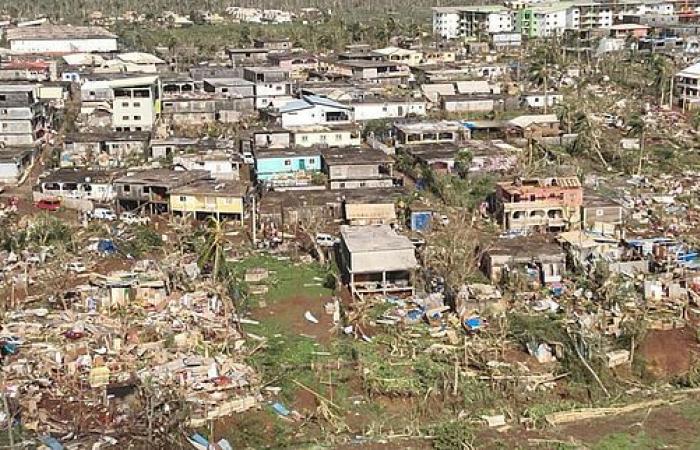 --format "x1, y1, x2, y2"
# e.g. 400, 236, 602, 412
35, 198, 61, 211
